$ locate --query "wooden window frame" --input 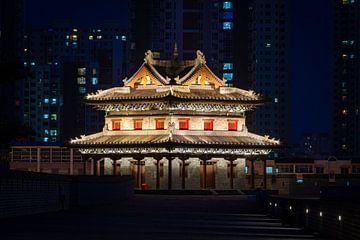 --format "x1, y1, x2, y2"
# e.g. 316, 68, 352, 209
133, 119, 143, 130
155, 118, 165, 130
179, 118, 189, 130
227, 120, 238, 131
203, 119, 214, 131
112, 119, 121, 131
